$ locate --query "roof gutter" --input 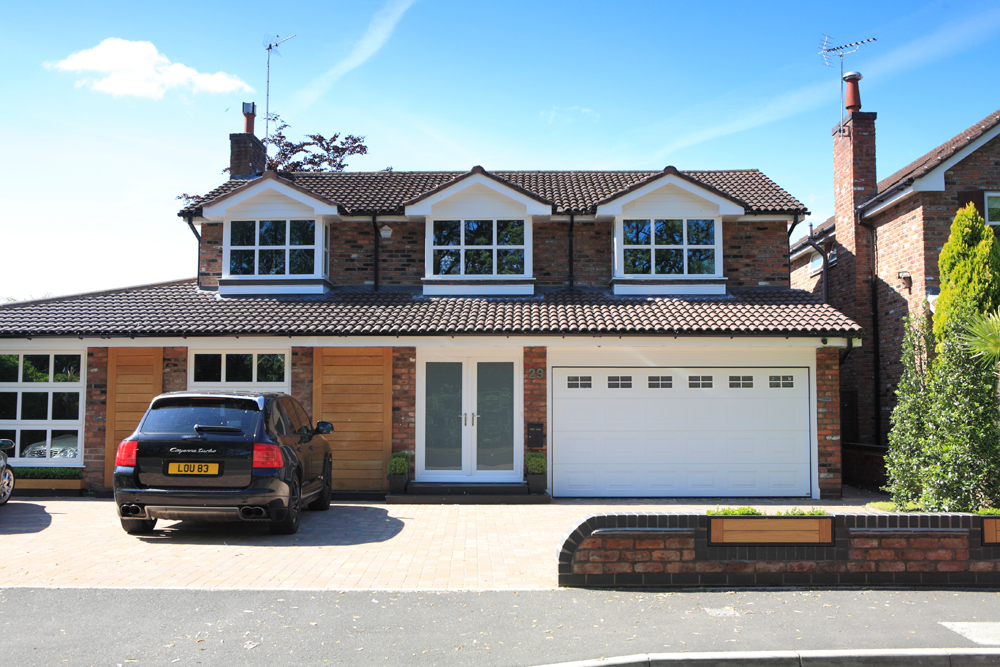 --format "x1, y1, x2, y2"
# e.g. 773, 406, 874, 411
371, 215, 380, 292
787, 213, 800, 239
568, 214, 575, 290
803, 225, 829, 304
